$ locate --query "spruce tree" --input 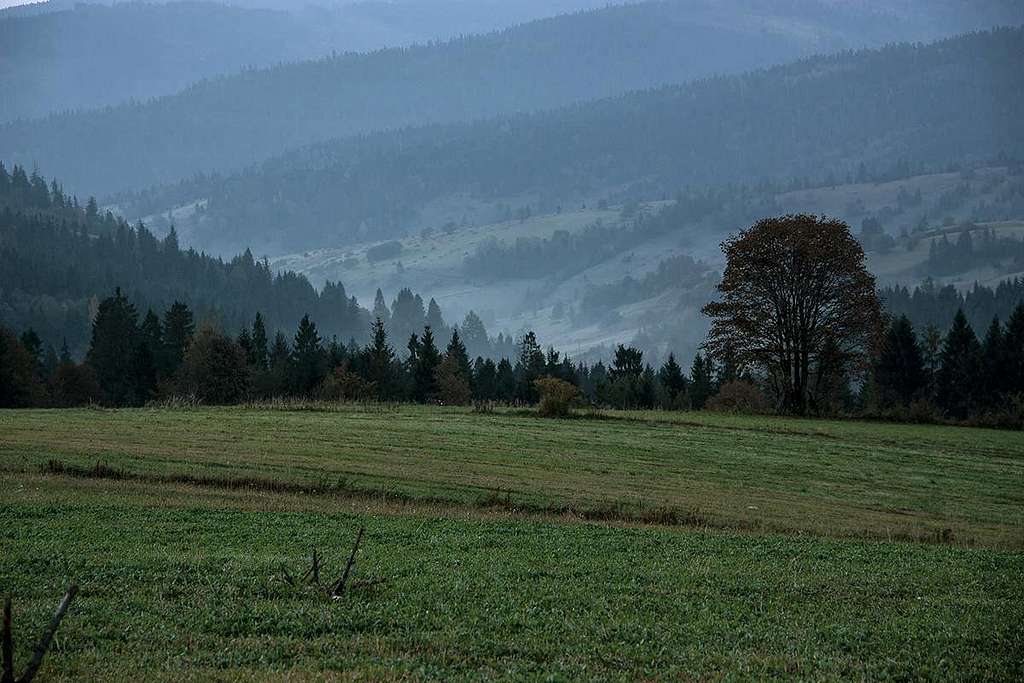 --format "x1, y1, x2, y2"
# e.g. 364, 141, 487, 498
875, 315, 926, 408
516, 331, 546, 402
372, 289, 391, 326
291, 314, 326, 396
365, 317, 396, 400
980, 316, 1007, 406
251, 313, 269, 370
88, 288, 141, 405
1004, 303, 1024, 396
658, 353, 687, 408
413, 326, 441, 402
689, 353, 714, 410
495, 358, 516, 402
936, 309, 982, 420
473, 357, 498, 401
445, 329, 472, 381
163, 301, 195, 374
